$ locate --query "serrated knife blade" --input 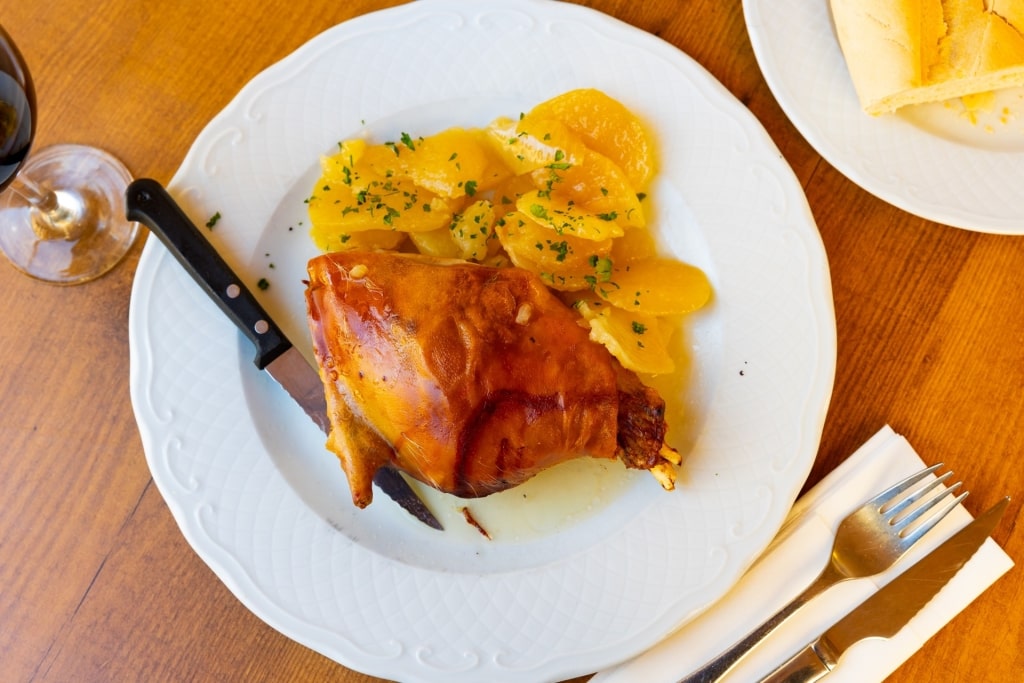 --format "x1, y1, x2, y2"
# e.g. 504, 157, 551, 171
125, 178, 442, 530
761, 496, 1008, 682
